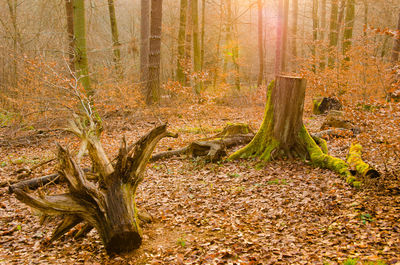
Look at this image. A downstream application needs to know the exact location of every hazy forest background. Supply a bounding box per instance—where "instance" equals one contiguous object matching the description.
[0,0,400,264]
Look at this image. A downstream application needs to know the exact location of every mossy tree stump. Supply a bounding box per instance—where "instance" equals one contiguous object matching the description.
[229,76,353,182]
[13,115,176,254]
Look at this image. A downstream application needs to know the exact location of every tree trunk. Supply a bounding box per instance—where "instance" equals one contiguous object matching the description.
[280,0,289,72]
[391,13,400,62]
[200,0,205,71]
[342,0,355,58]
[185,0,193,87]
[212,1,224,89]
[229,76,352,182]
[328,0,339,68]
[232,0,240,90]
[192,0,202,94]
[275,0,284,74]
[107,0,122,77]
[7,0,18,86]
[257,0,264,87]
[176,0,188,83]
[146,0,163,105]
[73,0,92,96]
[65,0,75,73]
[140,0,150,90]
[13,116,176,254]
[319,0,327,69]
[291,0,298,69]
[312,0,319,72]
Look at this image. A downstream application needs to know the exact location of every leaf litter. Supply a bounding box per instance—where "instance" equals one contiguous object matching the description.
[0,102,399,264]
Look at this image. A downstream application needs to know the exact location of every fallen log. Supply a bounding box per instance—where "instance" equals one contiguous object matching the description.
[151,123,255,162]
[8,168,92,194]
[347,143,380,179]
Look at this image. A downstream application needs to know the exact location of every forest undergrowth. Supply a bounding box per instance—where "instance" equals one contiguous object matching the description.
[0,89,399,264]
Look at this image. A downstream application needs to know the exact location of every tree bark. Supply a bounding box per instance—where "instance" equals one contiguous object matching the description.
[192,0,203,94]
[73,0,92,96]
[312,0,319,72]
[107,0,122,77]
[291,0,298,68]
[275,0,284,75]
[328,0,339,68]
[176,0,188,83]
[185,0,193,87]
[257,0,264,87]
[140,0,150,90]
[280,0,289,72]
[229,77,353,184]
[319,0,327,69]
[342,0,355,58]
[146,0,163,105]
[65,0,75,73]
[391,13,400,62]
[200,0,206,71]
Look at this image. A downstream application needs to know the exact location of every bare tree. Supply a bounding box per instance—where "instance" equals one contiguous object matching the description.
[65,0,75,73]
[73,0,92,96]
[392,12,400,62]
[146,0,163,104]
[107,0,122,76]
[176,0,188,84]
[140,0,150,90]
[257,0,264,86]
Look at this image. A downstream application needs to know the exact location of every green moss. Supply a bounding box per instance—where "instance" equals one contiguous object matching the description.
[347,143,372,178]
[299,126,351,178]
[312,99,322,115]
[229,81,276,161]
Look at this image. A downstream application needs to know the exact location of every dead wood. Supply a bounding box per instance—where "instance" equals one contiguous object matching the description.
[151,123,254,162]
[12,114,176,254]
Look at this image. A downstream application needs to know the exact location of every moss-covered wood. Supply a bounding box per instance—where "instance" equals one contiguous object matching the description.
[347,143,380,179]
[229,76,356,185]
[12,115,176,254]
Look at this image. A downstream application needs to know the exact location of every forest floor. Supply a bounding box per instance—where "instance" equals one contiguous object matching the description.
[0,96,399,265]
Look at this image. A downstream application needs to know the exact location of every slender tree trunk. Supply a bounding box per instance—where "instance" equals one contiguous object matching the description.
[213,1,224,89]
[107,0,122,77]
[176,0,187,83]
[363,0,368,37]
[319,0,327,69]
[280,0,289,72]
[65,0,75,73]
[192,0,202,94]
[328,0,339,68]
[257,0,264,87]
[146,0,163,104]
[200,0,205,71]
[291,0,298,69]
[185,0,193,86]
[232,0,240,90]
[391,13,400,62]
[140,0,150,90]
[7,0,18,86]
[342,0,355,58]
[312,0,319,72]
[275,0,284,75]
[73,0,92,96]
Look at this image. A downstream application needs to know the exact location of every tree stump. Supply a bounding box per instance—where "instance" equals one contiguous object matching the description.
[13,115,176,254]
[229,76,352,182]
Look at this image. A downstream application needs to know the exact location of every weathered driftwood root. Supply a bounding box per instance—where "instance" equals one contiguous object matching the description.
[151,123,254,162]
[347,143,380,179]
[13,118,176,254]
